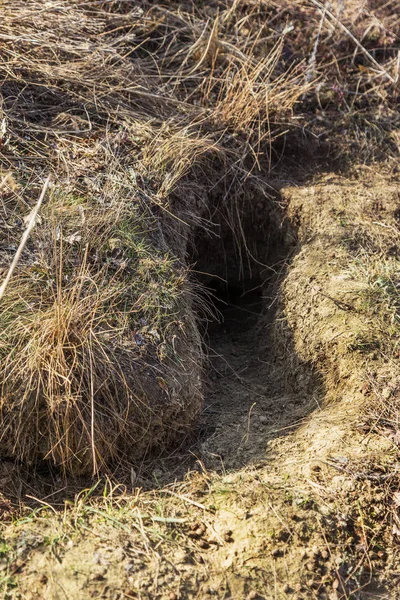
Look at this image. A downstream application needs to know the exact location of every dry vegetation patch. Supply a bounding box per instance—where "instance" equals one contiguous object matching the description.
[0,0,400,599]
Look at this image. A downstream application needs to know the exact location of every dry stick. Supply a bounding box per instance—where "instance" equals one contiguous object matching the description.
[309,0,396,84]
[306,3,326,82]
[395,50,400,84]
[0,175,51,301]
[162,490,209,512]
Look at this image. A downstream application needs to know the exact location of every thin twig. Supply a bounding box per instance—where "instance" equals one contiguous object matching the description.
[306,3,326,83]
[162,490,210,512]
[0,176,51,301]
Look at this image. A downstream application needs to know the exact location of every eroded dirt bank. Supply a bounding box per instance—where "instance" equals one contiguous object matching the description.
[2,166,400,599]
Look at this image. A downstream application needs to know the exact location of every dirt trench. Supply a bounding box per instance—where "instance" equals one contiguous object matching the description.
[190,185,322,475]
[0,182,317,493]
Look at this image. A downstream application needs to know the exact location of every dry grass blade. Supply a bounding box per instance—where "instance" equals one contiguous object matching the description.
[0,176,50,301]
[0,173,12,192]
[309,0,396,83]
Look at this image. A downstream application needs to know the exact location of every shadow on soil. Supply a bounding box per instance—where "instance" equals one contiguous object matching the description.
[189,182,324,475]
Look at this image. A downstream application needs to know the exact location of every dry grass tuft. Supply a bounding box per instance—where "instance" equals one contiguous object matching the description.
[0,167,203,474]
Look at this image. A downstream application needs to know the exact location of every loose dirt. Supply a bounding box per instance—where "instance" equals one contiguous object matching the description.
[200,273,317,473]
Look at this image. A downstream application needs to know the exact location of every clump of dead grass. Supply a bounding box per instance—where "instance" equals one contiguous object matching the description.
[0,164,203,474]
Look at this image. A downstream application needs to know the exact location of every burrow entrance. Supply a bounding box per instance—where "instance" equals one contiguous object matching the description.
[192,188,290,340]
[189,187,315,471]
[190,185,295,346]
[204,277,264,339]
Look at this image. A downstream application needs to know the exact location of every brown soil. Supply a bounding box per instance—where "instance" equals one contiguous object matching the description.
[199,269,318,474]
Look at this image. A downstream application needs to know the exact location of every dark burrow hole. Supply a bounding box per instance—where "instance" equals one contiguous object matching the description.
[187,188,303,472]
[204,278,264,339]
[191,188,292,343]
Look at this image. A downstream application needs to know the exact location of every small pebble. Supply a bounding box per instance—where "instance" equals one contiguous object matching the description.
[311,545,320,557]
